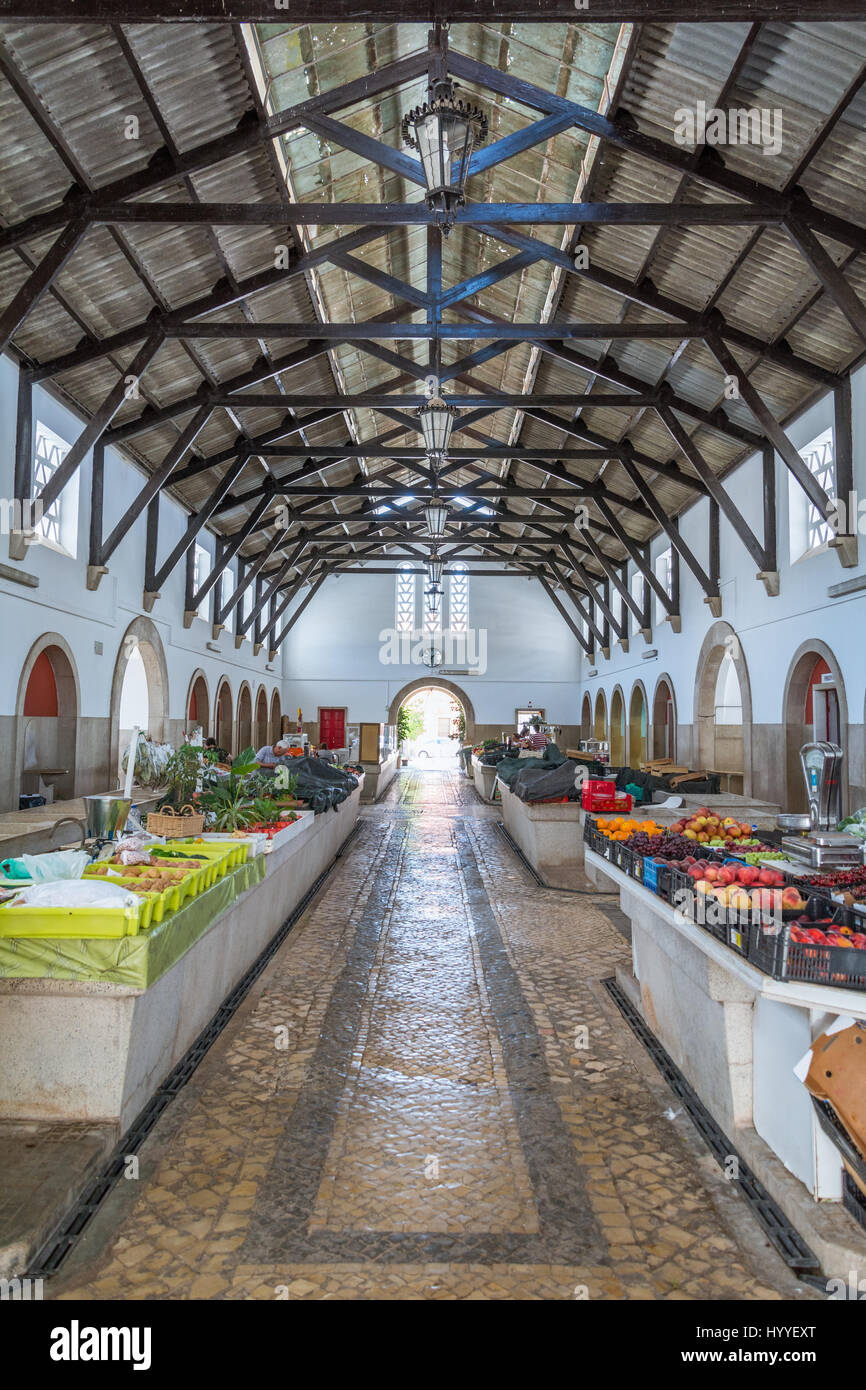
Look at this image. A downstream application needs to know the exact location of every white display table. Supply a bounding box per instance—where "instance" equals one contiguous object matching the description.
[0,779,362,1132]
[498,782,583,873]
[587,846,866,1278]
[470,755,499,801]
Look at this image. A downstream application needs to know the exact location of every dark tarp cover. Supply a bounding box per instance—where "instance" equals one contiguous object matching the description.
[510,756,582,804]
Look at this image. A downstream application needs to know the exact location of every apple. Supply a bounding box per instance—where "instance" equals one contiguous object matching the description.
[728,887,751,912]
[722,817,737,829]
[753,887,781,911]
[694,878,714,894]
[703,865,719,882]
[683,829,697,840]
[738,865,759,885]
[696,832,709,843]
[716,867,735,886]
[757,868,777,886]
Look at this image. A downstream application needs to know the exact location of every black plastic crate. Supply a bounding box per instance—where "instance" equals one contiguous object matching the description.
[843,1172,866,1233]
[667,860,752,956]
[583,819,612,860]
[748,903,866,991]
[811,1096,866,1199]
[643,856,674,903]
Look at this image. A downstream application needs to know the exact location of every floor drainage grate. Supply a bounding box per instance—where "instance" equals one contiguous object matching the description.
[495,822,618,897]
[26,820,364,1279]
[602,975,822,1279]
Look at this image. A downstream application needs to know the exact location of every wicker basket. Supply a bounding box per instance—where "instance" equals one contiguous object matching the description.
[146,803,205,839]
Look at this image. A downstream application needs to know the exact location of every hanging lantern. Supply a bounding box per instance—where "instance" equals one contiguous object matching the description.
[401,77,488,234]
[418,396,456,459]
[426,552,443,588]
[424,496,449,539]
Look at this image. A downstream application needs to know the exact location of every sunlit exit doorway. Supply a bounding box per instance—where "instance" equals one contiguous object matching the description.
[397,686,463,764]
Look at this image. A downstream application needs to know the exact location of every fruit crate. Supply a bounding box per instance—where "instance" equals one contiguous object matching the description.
[643,857,676,904]
[811,1096,866,1214]
[667,858,751,955]
[609,840,642,880]
[747,901,866,990]
[583,819,613,860]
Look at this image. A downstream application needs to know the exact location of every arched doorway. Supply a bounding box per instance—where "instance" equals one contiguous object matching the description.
[237,683,253,754]
[580,693,592,740]
[609,687,625,766]
[215,679,234,755]
[186,670,210,739]
[593,689,607,743]
[783,642,848,813]
[16,635,80,803]
[269,689,281,743]
[388,676,476,742]
[651,675,676,761]
[255,686,269,750]
[694,622,752,794]
[628,682,648,767]
[109,617,169,789]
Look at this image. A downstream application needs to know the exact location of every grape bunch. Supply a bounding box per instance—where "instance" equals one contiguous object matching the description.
[623,832,698,861]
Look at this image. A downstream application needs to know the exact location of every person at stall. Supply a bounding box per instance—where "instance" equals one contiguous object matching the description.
[255,739,280,768]
[204,736,231,765]
[317,741,338,765]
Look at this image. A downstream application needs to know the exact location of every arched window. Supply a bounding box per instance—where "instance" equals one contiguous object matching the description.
[396,563,416,633]
[449,564,468,634]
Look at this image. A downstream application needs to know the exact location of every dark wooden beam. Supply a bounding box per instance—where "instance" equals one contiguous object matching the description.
[785,216,866,346]
[0,217,89,355]
[164,319,699,342]
[84,201,784,230]
[2,0,863,18]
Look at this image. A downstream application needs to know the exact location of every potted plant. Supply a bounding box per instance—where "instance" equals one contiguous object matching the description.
[197,747,262,832]
[146,743,206,838]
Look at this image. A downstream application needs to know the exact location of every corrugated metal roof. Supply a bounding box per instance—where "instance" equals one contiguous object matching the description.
[1,16,865,586]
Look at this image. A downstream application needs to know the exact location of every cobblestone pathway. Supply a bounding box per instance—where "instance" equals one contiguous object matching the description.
[53,769,810,1300]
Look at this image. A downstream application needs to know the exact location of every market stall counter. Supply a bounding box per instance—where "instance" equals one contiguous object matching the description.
[584,821,866,1279]
[0,776,362,1133]
[471,755,499,802]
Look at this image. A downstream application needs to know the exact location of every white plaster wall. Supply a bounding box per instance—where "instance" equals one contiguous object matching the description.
[0,353,281,735]
[578,359,866,739]
[281,569,584,726]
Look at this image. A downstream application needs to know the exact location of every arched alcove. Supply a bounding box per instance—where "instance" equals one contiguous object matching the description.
[215,679,234,755]
[186,670,210,738]
[628,682,648,767]
[783,641,849,813]
[269,688,282,743]
[593,689,607,743]
[16,634,80,803]
[254,686,269,749]
[109,617,169,789]
[609,686,625,766]
[693,621,752,794]
[237,682,253,754]
[651,674,677,761]
[580,693,592,740]
[388,676,476,742]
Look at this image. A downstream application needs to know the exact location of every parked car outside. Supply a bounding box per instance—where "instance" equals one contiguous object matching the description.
[413,736,459,760]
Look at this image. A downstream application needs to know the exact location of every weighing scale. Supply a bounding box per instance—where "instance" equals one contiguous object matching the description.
[780,741,862,868]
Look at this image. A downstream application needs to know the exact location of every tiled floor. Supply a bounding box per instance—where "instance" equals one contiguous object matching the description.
[51,769,813,1300]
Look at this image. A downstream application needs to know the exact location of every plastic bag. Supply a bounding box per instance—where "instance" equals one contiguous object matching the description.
[13,879,138,909]
[21,851,91,884]
[838,808,866,840]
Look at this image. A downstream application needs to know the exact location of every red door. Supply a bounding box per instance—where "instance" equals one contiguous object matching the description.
[319,708,346,748]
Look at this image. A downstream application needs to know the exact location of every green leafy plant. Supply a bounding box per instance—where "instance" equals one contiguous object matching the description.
[162,743,204,807]
[198,747,262,830]
[397,706,423,746]
[273,766,298,796]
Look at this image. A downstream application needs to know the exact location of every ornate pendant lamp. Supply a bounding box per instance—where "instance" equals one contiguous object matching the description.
[401,76,488,234]
[417,395,456,460]
[423,496,449,540]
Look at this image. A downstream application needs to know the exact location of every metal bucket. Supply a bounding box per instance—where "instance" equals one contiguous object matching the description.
[82,795,132,841]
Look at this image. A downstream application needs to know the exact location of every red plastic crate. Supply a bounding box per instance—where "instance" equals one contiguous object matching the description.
[581,780,615,809]
[583,792,633,814]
